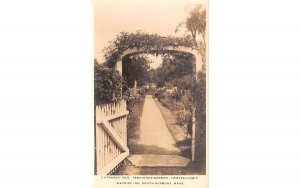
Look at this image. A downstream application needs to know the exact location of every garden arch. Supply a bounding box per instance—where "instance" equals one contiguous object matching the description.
[115,46,202,76]
[96,33,205,174]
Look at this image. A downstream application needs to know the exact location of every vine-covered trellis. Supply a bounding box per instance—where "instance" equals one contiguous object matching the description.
[102,32,198,68]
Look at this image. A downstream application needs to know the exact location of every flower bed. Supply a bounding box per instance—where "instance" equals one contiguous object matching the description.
[154,86,193,135]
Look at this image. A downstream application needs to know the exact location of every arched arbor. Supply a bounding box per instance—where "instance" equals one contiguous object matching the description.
[102,32,204,162]
[115,46,202,76]
[103,32,202,73]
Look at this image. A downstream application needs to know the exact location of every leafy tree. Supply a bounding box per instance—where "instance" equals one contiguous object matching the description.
[150,52,195,87]
[175,5,206,43]
[152,58,175,87]
[168,52,195,78]
[175,5,206,71]
[122,55,151,91]
[170,74,194,91]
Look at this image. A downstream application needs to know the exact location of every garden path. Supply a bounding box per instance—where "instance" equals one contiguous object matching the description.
[118,95,192,174]
[137,95,180,153]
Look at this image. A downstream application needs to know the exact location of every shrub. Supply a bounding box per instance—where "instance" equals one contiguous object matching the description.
[154,88,165,100]
[123,88,141,112]
[176,110,192,126]
[154,85,194,135]
[94,62,123,105]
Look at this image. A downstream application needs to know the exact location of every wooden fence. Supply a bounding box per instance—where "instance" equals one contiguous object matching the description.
[95,100,129,175]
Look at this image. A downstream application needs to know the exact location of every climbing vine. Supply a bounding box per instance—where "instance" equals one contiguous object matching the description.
[103,31,197,67]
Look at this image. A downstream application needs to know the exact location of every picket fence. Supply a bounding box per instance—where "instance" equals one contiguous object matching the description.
[95,100,129,175]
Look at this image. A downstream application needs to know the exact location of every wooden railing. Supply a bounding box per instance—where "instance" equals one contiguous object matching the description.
[95,100,129,175]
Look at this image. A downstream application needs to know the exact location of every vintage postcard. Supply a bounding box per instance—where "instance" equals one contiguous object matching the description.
[93,0,207,187]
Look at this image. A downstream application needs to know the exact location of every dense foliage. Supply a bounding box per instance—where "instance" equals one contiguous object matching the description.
[150,52,195,88]
[123,88,144,113]
[122,55,151,90]
[155,86,194,134]
[94,60,123,105]
[103,32,196,67]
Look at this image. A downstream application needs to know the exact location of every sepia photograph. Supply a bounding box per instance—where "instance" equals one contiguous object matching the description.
[4,0,300,188]
[94,0,207,178]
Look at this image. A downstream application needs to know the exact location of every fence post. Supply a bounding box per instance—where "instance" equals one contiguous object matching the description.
[191,107,196,161]
[94,105,97,175]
